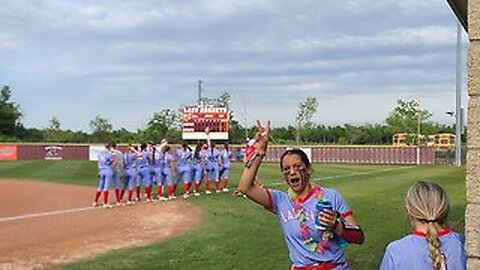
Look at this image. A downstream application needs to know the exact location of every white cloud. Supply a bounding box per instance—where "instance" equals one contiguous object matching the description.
[0,0,466,132]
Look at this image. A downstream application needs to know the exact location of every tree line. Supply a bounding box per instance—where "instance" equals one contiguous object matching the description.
[0,85,458,145]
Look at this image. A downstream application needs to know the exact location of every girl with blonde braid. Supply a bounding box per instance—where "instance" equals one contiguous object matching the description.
[380,181,466,270]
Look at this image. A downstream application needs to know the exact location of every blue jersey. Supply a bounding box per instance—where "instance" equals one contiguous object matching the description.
[267,186,352,268]
[192,152,203,167]
[112,149,124,174]
[220,149,232,169]
[152,149,164,169]
[380,229,466,270]
[176,148,192,168]
[138,150,151,169]
[162,152,174,173]
[206,148,220,169]
[98,150,114,171]
[124,152,137,170]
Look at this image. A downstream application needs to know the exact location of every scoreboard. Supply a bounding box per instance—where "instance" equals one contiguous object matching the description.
[182,104,229,140]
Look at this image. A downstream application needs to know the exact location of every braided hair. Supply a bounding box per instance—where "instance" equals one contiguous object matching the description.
[405,181,450,270]
[194,142,202,160]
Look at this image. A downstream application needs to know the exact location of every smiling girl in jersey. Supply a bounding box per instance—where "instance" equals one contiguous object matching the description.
[238,120,364,270]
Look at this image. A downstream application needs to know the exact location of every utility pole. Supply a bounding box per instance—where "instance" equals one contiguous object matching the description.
[198,79,204,105]
[415,99,421,165]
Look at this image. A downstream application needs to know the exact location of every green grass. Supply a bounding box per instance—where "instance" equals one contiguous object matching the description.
[0,161,466,269]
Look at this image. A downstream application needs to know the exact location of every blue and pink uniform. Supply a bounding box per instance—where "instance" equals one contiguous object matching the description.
[191,150,206,194]
[266,185,353,269]
[176,148,192,194]
[380,229,466,270]
[112,148,124,203]
[94,149,114,206]
[122,150,138,202]
[161,151,175,198]
[220,148,232,191]
[220,148,232,178]
[206,148,221,192]
[151,148,165,199]
[138,149,153,201]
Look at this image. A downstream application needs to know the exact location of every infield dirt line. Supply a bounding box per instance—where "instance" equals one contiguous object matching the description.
[0,206,95,223]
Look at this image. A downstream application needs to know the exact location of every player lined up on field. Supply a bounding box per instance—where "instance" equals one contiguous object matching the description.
[93,139,232,208]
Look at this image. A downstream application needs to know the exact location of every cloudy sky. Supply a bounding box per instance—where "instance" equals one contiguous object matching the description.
[0,0,468,132]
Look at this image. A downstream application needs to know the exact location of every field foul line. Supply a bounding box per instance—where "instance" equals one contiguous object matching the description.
[0,166,413,222]
[0,206,94,223]
[265,166,413,187]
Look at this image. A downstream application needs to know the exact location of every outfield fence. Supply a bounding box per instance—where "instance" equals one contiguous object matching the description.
[0,143,436,165]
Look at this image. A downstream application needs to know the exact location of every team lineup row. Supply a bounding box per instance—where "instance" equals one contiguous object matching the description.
[93,140,233,208]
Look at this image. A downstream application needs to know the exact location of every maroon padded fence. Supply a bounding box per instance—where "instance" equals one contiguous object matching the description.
[18,144,89,160]
[12,144,435,165]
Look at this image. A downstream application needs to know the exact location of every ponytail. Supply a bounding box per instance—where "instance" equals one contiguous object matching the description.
[426,223,443,270]
[405,181,449,270]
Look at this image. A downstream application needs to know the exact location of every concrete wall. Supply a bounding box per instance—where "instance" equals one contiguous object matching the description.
[466,0,480,268]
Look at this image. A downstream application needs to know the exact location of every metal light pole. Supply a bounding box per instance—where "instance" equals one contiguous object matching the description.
[454,22,463,167]
[198,79,204,105]
[414,99,421,165]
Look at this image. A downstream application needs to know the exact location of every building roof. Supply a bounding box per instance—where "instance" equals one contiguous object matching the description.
[446,0,468,32]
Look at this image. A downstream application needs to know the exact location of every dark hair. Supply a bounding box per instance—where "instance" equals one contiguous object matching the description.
[280,148,311,170]
[194,142,202,159]
[140,143,147,150]
[182,141,188,148]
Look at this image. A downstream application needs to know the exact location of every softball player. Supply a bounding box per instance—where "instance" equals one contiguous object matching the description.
[93,143,114,208]
[191,143,206,196]
[219,142,232,192]
[205,143,221,193]
[176,142,193,198]
[152,145,167,201]
[161,145,176,200]
[380,181,466,270]
[120,144,139,205]
[137,143,154,202]
[147,141,156,197]
[111,142,124,205]
[238,121,364,269]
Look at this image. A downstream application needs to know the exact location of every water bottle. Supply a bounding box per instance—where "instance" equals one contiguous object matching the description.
[315,199,333,230]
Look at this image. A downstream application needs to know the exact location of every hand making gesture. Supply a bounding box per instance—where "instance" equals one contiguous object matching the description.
[253,120,270,155]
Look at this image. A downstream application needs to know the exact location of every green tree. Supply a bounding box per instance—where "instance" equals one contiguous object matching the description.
[215,91,244,142]
[44,116,61,142]
[143,109,180,143]
[295,97,318,144]
[385,99,432,135]
[0,85,23,136]
[112,128,140,144]
[89,115,113,142]
[14,127,44,142]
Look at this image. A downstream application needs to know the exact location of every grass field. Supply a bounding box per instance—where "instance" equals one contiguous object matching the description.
[0,161,466,269]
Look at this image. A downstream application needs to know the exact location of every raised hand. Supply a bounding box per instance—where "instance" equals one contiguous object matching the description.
[254,120,270,154]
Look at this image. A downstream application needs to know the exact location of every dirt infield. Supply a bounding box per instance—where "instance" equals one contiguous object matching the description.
[0,180,203,269]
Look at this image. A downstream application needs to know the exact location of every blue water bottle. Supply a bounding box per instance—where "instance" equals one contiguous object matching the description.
[315,199,333,230]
